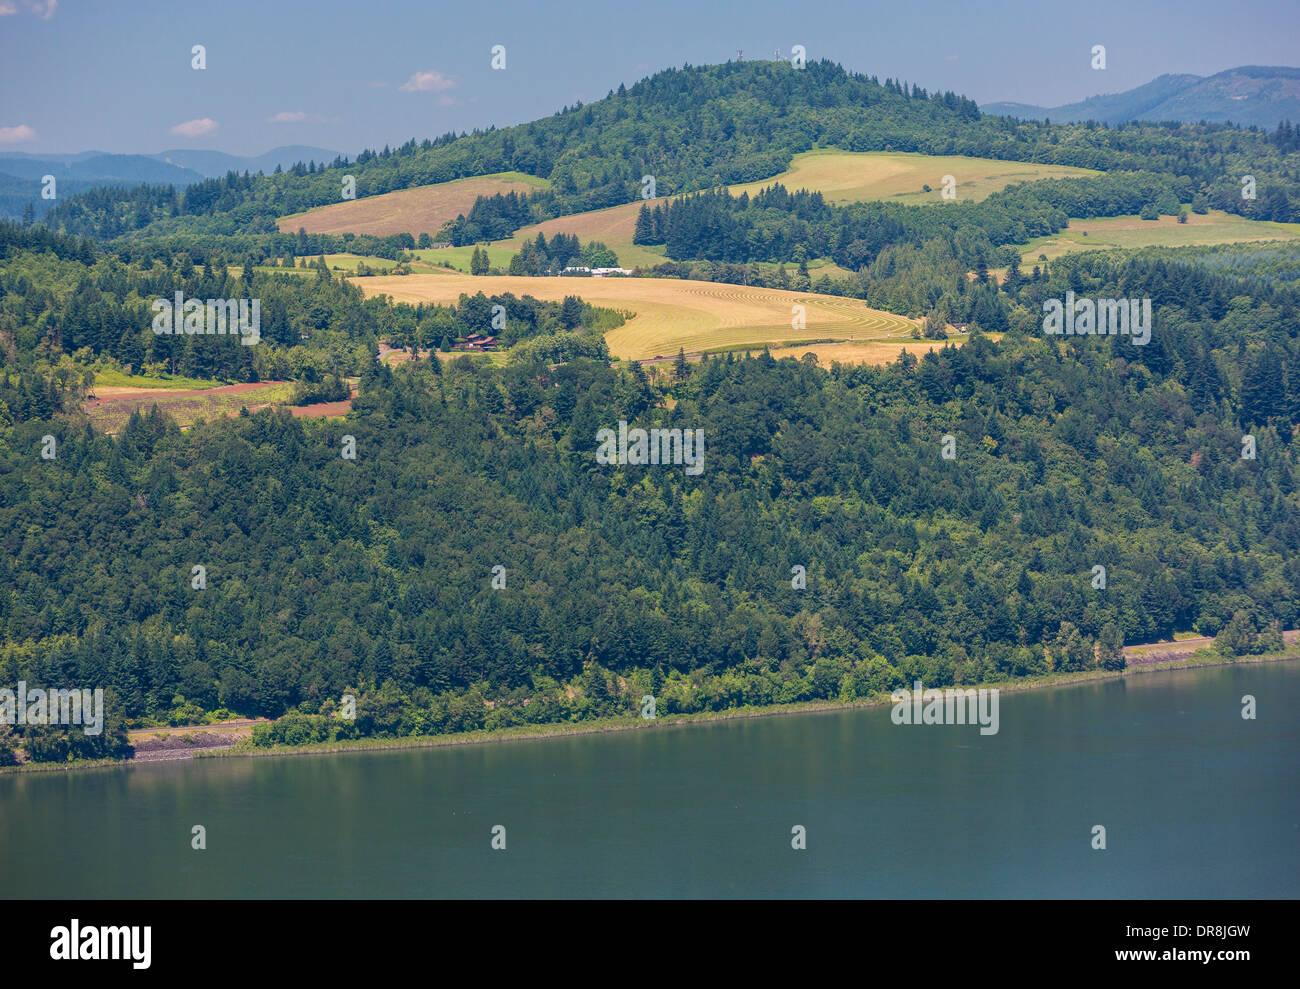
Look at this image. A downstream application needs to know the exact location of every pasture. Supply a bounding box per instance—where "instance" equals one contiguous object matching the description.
[1016,209,1300,265]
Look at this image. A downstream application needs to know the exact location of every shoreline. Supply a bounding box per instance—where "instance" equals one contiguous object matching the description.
[4,647,1297,776]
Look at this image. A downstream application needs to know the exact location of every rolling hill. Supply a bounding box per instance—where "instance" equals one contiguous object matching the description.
[305,150,1099,269]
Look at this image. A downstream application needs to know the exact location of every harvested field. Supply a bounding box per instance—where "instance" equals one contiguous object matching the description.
[347,152,1100,274]
[356,271,919,361]
[289,396,354,418]
[728,149,1099,205]
[277,172,549,237]
[767,337,972,366]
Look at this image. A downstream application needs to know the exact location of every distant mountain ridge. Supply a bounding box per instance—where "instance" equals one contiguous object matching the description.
[151,146,346,179]
[0,145,344,220]
[0,153,205,185]
[982,66,1300,127]
[0,145,344,183]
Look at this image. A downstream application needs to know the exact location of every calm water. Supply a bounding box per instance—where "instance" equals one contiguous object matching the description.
[2,662,1296,898]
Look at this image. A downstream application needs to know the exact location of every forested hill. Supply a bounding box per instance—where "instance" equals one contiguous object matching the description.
[3,248,1298,753]
[42,59,1299,243]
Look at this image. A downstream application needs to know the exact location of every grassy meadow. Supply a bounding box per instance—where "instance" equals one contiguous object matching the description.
[1015,209,1300,266]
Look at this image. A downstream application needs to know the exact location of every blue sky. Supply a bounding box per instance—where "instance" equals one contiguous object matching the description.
[2,0,1298,156]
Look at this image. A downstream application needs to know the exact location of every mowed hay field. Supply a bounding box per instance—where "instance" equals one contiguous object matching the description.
[277,172,549,237]
[1017,209,1300,264]
[727,149,1099,205]
[292,151,1098,273]
[767,338,986,366]
[493,151,1100,271]
[357,272,918,360]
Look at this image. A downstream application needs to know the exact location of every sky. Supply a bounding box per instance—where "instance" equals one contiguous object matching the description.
[2,0,1298,157]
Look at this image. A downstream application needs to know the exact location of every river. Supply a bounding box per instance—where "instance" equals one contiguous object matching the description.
[2,661,1295,898]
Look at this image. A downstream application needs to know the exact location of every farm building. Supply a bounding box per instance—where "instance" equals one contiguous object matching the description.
[454,334,499,352]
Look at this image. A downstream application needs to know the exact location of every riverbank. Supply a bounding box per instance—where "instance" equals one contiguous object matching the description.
[206,646,1299,763]
[4,645,1296,776]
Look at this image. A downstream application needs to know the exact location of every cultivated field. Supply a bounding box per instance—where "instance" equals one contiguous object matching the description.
[82,380,356,433]
[766,337,985,366]
[277,172,549,237]
[482,151,1098,273]
[287,151,1098,274]
[1016,209,1300,265]
[727,149,1099,205]
[88,369,224,392]
[356,271,919,360]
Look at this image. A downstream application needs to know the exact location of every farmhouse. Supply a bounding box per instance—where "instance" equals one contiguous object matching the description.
[454,333,499,352]
[591,267,633,277]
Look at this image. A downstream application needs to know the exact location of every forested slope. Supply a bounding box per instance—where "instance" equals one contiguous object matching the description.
[2,250,1297,758]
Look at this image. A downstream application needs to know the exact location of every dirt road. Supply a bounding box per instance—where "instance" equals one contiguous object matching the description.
[1123,630,1298,665]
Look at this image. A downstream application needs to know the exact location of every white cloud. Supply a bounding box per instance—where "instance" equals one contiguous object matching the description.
[399,70,456,93]
[0,3,19,16]
[438,95,456,107]
[0,124,37,143]
[267,111,326,124]
[21,0,56,18]
[170,117,219,137]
